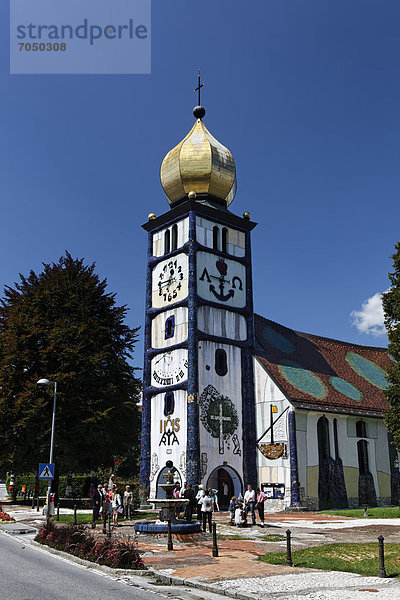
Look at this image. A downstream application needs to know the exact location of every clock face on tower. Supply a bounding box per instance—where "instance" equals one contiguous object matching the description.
[151,348,188,387]
[152,253,188,308]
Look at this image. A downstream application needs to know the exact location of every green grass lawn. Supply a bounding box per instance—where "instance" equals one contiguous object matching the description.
[260,543,400,577]
[51,511,156,525]
[321,507,400,519]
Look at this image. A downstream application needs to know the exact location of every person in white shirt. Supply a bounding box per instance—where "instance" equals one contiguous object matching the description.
[244,484,256,525]
[196,484,204,521]
[200,489,213,532]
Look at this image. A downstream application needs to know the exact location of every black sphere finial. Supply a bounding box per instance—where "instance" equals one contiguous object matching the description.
[193,105,206,119]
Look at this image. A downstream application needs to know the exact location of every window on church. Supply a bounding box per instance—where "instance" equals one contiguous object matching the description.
[317,416,330,461]
[333,418,339,460]
[222,228,228,253]
[356,420,366,438]
[171,224,178,251]
[164,392,174,416]
[164,229,170,254]
[213,226,220,251]
[165,315,175,340]
[357,439,369,475]
[215,348,228,376]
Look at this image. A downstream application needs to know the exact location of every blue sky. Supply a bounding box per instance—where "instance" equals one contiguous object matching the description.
[1,0,399,370]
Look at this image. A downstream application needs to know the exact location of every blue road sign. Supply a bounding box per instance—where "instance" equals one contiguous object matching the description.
[38,463,55,479]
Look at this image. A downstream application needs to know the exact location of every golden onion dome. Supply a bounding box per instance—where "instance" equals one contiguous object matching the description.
[160,108,236,207]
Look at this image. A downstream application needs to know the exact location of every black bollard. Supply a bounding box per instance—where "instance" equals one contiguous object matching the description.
[31,495,35,510]
[73,505,77,526]
[36,496,40,512]
[56,503,60,522]
[167,520,173,551]
[378,535,387,578]
[92,507,96,529]
[363,505,368,518]
[286,529,293,566]
[107,514,111,539]
[212,522,219,557]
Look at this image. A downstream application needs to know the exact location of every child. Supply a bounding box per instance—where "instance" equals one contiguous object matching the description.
[228,496,236,524]
[234,502,247,527]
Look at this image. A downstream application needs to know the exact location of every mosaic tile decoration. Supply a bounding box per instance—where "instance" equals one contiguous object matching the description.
[262,325,295,354]
[279,359,327,400]
[330,376,362,402]
[345,352,388,390]
[255,314,391,414]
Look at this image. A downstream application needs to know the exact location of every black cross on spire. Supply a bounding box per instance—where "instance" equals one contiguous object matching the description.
[194,71,205,106]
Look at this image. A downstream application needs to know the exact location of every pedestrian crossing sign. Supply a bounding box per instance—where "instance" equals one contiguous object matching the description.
[39,463,55,479]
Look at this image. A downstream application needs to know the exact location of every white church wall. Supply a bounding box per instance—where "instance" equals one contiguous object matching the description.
[253,357,292,510]
[151,307,188,349]
[152,217,189,257]
[149,389,187,498]
[197,306,247,341]
[301,411,391,508]
[198,341,243,494]
[195,216,245,257]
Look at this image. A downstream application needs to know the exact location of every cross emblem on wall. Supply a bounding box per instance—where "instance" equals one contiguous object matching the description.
[211,402,232,454]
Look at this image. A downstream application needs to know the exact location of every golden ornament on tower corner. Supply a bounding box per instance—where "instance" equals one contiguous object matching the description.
[243,211,251,220]
[188,191,197,199]
[148,213,156,220]
[160,116,237,207]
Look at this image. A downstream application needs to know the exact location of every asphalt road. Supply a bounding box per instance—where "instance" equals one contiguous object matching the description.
[0,532,164,600]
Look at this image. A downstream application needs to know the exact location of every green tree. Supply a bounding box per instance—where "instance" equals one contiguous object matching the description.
[382,241,400,449]
[0,252,141,474]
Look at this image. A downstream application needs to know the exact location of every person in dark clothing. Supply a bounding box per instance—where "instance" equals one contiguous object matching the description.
[183,483,196,522]
[92,484,102,520]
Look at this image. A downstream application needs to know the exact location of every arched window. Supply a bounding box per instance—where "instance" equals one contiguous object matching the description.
[357,439,369,475]
[213,226,220,251]
[317,416,330,461]
[171,224,178,251]
[164,229,170,255]
[222,228,228,253]
[333,418,339,460]
[215,348,228,376]
[356,420,366,438]
[164,392,175,416]
[165,315,175,340]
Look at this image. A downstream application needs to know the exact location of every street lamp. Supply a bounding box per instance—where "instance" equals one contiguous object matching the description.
[37,378,57,512]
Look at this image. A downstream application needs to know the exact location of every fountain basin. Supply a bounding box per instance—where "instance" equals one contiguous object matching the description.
[134,520,201,534]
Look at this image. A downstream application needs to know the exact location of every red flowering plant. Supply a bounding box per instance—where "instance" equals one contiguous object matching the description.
[35,520,145,569]
[0,510,16,523]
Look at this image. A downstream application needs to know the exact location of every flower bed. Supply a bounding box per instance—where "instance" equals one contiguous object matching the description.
[0,507,16,522]
[35,520,145,570]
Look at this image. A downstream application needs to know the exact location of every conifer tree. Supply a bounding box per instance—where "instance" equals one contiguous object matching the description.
[0,253,141,474]
[382,241,400,449]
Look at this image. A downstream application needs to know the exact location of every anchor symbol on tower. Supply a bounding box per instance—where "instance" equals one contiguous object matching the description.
[199,259,243,302]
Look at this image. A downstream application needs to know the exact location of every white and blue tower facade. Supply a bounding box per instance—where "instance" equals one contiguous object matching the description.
[140,105,257,506]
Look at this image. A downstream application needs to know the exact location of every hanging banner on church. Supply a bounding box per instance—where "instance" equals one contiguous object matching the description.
[258,443,287,460]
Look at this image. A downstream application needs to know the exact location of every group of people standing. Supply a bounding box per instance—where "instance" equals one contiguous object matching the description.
[228,485,266,528]
[92,482,134,527]
[170,482,265,533]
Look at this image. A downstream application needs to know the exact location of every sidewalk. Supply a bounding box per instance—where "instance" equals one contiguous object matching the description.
[3,504,400,599]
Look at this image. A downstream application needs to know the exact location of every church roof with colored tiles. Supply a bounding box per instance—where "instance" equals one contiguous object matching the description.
[254,314,391,416]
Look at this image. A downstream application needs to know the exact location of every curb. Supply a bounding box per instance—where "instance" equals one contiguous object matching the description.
[31,541,148,576]
[30,540,245,599]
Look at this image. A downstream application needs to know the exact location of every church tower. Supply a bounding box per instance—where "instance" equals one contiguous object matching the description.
[140,94,257,506]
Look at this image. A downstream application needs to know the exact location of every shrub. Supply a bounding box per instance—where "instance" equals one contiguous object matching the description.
[35,520,144,570]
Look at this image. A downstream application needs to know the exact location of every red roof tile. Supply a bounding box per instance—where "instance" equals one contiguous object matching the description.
[254,314,391,416]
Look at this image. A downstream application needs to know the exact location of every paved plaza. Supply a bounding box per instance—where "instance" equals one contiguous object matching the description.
[1,488,400,600]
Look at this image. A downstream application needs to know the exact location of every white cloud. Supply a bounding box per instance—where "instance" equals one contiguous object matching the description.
[351,292,386,336]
